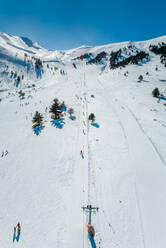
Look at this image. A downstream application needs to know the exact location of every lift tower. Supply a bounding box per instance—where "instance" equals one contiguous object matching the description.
[82,205,99,225]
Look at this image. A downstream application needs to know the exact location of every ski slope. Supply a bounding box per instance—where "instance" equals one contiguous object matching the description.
[0,33,166,248]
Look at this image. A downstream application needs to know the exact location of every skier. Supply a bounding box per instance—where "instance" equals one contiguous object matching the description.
[13,226,16,242]
[1,151,4,158]
[87,222,95,237]
[17,222,21,232]
[16,222,21,242]
[5,150,8,156]
[80,150,84,159]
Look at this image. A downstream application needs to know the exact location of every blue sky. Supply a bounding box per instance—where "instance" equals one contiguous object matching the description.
[0,0,165,50]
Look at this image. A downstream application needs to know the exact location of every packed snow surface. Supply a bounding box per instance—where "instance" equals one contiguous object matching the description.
[0,33,166,248]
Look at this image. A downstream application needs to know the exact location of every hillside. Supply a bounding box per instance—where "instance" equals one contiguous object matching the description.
[0,33,166,248]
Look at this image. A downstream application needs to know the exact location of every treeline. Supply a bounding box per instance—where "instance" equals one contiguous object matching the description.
[149,42,166,55]
[149,43,166,67]
[110,49,149,69]
[87,52,107,64]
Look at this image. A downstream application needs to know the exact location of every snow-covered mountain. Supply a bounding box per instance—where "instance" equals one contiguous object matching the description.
[0,32,166,248]
[0,32,47,54]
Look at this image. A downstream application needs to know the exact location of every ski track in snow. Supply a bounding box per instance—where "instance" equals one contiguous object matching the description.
[123,103,166,167]
[95,76,145,248]
[113,102,166,248]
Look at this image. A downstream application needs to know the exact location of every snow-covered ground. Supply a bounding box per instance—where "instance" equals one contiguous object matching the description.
[0,33,166,248]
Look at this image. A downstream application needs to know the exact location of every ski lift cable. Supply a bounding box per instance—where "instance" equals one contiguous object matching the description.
[83,67,91,205]
[81,61,100,248]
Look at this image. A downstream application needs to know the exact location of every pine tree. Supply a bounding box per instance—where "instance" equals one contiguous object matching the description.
[152,88,160,98]
[89,113,95,122]
[49,99,60,114]
[32,111,43,124]
[68,108,74,116]
[17,76,21,83]
[18,90,25,98]
[138,75,143,82]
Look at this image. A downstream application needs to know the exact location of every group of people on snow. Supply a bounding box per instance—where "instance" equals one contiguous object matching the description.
[1,150,8,158]
[13,222,21,242]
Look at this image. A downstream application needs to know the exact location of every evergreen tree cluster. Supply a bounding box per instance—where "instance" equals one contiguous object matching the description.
[10,70,23,84]
[60,69,66,75]
[149,42,166,55]
[110,49,149,69]
[84,53,92,59]
[152,88,160,98]
[138,75,143,82]
[74,53,92,61]
[87,51,107,64]
[88,113,95,122]
[49,98,67,119]
[49,98,60,116]
[149,43,166,67]
[25,53,44,71]
[32,98,70,128]
[160,55,166,67]
[18,90,25,98]
[32,111,43,125]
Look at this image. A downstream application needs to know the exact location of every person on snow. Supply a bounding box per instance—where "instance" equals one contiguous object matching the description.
[13,226,16,242]
[17,222,21,232]
[80,150,84,159]
[5,150,8,156]
[1,151,4,157]
[16,222,21,242]
[87,223,95,237]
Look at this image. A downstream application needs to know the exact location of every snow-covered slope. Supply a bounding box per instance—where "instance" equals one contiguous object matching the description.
[0,33,166,248]
[0,32,47,55]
